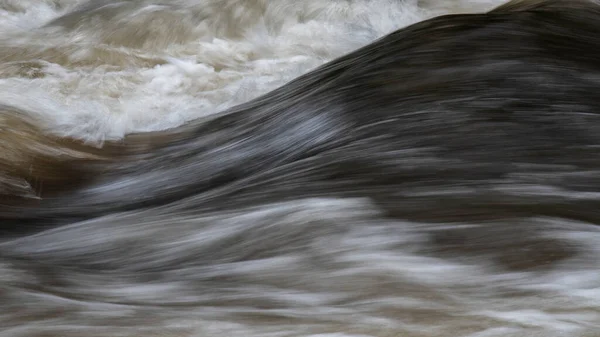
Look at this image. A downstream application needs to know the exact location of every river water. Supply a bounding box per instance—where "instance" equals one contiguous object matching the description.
[2,1,600,337]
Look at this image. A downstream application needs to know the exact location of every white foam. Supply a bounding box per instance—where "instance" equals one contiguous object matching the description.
[0,0,504,141]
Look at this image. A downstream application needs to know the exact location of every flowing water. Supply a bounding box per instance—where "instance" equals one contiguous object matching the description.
[2,1,600,336]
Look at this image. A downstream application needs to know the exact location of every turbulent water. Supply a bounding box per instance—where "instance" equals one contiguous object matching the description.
[2,1,600,337]
[0,0,495,141]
